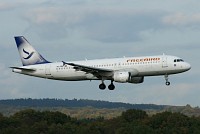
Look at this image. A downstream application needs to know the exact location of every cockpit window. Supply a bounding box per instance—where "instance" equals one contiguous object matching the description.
[174,59,184,62]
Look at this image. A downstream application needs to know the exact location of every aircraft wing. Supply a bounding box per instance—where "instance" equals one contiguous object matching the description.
[62,61,113,77]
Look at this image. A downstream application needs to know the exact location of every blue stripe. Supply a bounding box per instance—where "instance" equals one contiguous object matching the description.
[15,36,25,47]
[23,52,34,59]
[23,48,30,55]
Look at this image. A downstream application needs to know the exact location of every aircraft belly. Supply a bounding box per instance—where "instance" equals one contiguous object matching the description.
[51,70,97,81]
[58,76,87,81]
[138,69,185,76]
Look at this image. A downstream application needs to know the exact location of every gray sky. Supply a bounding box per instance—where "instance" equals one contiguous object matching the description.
[0,0,199,106]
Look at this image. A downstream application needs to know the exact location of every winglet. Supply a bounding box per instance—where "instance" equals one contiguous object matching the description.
[62,61,67,66]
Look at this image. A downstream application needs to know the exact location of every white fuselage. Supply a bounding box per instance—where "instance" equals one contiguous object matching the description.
[12,36,191,90]
[12,55,191,82]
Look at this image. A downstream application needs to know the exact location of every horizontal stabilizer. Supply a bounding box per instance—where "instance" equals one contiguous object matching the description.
[10,67,36,72]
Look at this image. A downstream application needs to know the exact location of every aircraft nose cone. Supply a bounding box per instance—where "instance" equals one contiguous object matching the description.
[185,63,191,71]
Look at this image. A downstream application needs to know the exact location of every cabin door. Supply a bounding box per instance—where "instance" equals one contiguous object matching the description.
[162,55,168,68]
[45,64,51,75]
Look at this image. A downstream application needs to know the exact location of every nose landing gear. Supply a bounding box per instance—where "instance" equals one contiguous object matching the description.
[166,81,170,86]
[164,75,170,86]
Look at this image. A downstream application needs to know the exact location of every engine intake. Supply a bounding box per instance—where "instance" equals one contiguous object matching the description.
[113,71,130,83]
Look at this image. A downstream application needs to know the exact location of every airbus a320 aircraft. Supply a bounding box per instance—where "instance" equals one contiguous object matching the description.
[11,36,191,90]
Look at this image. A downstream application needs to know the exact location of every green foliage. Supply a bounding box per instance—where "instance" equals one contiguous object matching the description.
[1,99,200,118]
[149,112,189,129]
[121,109,148,122]
[1,109,200,134]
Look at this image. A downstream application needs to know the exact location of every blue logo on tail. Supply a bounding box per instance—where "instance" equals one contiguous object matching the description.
[23,49,34,59]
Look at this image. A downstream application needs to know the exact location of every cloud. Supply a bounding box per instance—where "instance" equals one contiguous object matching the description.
[24,5,164,42]
[0,2,15,11]
[132,83,198,106]
[79,12,163,43]
[162,13,200,26]
[25,7,64,25]
[0,63,29,99]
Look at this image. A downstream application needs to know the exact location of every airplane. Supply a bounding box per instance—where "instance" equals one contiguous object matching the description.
[11,36,191,90]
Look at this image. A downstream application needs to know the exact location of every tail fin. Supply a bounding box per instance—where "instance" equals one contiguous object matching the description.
[14,36,50,66]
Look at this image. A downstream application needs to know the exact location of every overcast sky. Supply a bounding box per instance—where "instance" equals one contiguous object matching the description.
[1,0,199,106]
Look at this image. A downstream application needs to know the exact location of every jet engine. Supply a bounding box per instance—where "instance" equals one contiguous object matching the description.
[113,71,130,83]
[113,70,144,84]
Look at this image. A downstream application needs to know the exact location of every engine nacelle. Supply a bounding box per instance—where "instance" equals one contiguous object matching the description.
[113,71,130,83]
[128,76,144,84]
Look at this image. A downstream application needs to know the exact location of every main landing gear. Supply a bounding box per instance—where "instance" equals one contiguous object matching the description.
[99,83,106,90]
[164,75,170,86]
[99,80,115,90]
[108,81,115,90]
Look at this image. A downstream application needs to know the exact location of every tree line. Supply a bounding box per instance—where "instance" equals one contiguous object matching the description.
[0,109,200,134]
[0,98,166,110]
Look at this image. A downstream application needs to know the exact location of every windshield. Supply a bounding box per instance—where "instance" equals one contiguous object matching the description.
[174,59,184,62]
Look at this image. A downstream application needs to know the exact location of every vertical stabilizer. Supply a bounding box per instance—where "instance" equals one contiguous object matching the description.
[14,36,50,66]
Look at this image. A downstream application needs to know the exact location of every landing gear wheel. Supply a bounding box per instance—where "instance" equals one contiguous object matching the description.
[166,82,170,86]
[99,83,106,90]
[164,75,170,86]
[108,84,115,90]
